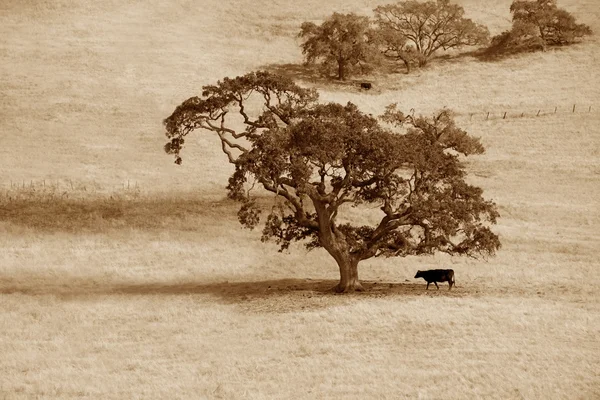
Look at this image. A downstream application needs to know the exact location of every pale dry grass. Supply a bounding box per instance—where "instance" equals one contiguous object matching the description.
[1,0,600,398]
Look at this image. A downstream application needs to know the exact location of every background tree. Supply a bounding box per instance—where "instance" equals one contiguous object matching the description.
[164,71,501,292]
[487,0,592,56]
[299,13,380,80]
[487,20,545,55]
[374,26,425,73]
[509,0,592,49]
[374,0,490,67]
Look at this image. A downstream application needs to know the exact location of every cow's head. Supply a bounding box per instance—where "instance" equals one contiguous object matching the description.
[414,270,422,279]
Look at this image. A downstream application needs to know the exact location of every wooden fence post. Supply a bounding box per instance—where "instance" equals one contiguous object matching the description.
[503,112,507,119]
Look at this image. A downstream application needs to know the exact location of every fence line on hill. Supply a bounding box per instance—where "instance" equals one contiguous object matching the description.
[458,104,598,122]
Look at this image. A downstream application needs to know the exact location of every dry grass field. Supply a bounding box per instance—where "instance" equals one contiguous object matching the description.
[1,0,599,398]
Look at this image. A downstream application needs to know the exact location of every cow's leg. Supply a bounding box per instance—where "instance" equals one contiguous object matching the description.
[434,282,439,290]
[426,282,430,290]
[449,281,453,290]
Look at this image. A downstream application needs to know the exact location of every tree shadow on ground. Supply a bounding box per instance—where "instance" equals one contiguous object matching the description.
[260,62,327,84]
[432,49,487,65]
[441,46,550,63]
[260,62,389,92]
[0,194,243,232]
[392,46,532,68]
[0,276,465,312]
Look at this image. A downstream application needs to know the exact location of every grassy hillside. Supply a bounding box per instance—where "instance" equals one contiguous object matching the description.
[1,0,599,398]
[1,0,598,191]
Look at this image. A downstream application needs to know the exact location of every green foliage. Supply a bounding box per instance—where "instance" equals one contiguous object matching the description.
[374,0,490,69]
[298,13,380,80]
[164,71,500,287]
[489,0,592,56]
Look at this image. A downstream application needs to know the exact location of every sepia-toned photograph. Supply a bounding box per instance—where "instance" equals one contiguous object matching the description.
[1,0,598,398]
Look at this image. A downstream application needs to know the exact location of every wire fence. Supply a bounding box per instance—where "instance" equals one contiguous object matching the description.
[460,104,597,121]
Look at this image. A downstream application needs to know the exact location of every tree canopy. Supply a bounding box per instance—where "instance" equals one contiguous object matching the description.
[374,0,489,67]
[511,0,592,46]
[164,71,500,292]
[374,25,425,73]
[489,0,592,55]
[299,13,380,80]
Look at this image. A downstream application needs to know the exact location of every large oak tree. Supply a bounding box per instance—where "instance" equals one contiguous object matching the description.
[509,0,591,49]
[374,0,489,67]
[487,0,592,56]
[299,13,380,80]
[164,71,500,292]
[374,26,425,73]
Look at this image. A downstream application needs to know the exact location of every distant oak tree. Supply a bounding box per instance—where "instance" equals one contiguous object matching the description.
[299,13,380,80]
[374,25,425,73]
[374,0,490,68]
[489,0,592,54]
[164,71,500,292]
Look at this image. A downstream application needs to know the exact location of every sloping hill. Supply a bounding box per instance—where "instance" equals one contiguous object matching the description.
[1,1,599,398]
[1,0,598,192]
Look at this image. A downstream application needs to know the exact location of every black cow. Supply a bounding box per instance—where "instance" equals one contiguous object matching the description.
[414,269,455,290]
[360,82,372,90]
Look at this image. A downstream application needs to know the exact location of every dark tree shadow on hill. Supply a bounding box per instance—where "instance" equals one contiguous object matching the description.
[0,277,423,297]
[412,44,543,65]
[0,276,465,312]
[0,195,245,231]
[1,192,311,232]
[468,47,539,62]
[261,62,393,91]
[261,62,327,84]
[453,43,571,63]
[110,278,436,298]
[433,50,482,64]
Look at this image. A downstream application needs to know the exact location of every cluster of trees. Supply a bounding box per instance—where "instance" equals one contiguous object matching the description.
[162,1,590,292]
[374,1,489,72]
[299,0,592,80]
[488,0,592,55]
[164,72,501,292]
[299,0,489,79]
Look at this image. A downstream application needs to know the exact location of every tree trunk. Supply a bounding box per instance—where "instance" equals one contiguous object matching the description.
[403,58,411,74]
[334,256,363,293]
[539,25,547,51]
[311,198,361,292]
[337,61,346,81]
